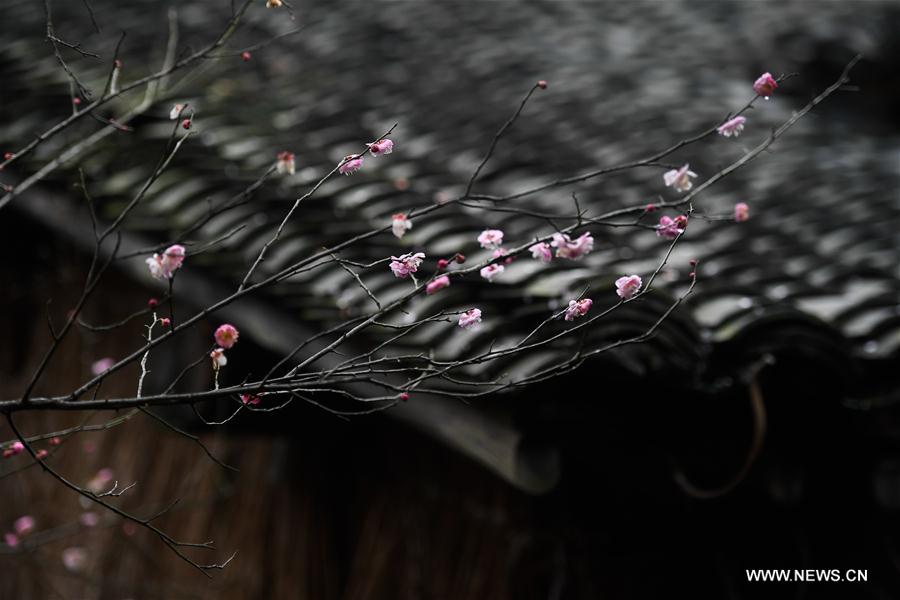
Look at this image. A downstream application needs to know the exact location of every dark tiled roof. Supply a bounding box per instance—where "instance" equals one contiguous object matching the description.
[3,0,900,474]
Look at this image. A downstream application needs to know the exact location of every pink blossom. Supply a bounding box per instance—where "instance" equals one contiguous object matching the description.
[480,264,504,282]
[61,547,88,573]
[214,324,239,349]
[6,441,24,457]
[79,512,99,527]
[169,104,185,120]
[477,229,504,249]
[492,247,514,265]
[389,252,425,278]
[551,232,594,260]
[663,164,697,193]
[87,468,114,494]
[656,215,685,240]
[276,151,295,175]
[391,213,412,239]
[4,533,18,547]
[615,275,643,300]
[426,275,450,295]
[210,348,227,369]
[35,449,48,460]
[159,317,171,327]
[564,298,593,322]
[240,393,261,406]
[734,202,750,222]
[717,116,746,138]
[145,244,186,280]
[753,72,778,98]
[368,138,394,156]
[339,155,364,175]
[458,308,482,330]
[13,516,34,537]
[529,242,553,263]
[91,357,115,376]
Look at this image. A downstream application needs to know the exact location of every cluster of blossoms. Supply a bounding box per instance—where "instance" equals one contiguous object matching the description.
[551,232,594,259]
[4,515,35,548]
[564,298,593,322]
[211,323,239,370]
[527,231,594,265]
[2,441,24,458]
[391,213,412,239]
[340,138,394,175]
[389,252,425,278]
[656,214,688,240]
[145,244,185,280]
[276,151,295,175]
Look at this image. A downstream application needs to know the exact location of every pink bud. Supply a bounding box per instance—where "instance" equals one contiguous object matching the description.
[734,202,750,222]
[426,275,451,295]
[147,298,159,308]
[35,449,48,460]
[399,392,409,402]
[181,118,191,130]
[454,253,466,264]
[3,152,13,161]
[159,317,171,327]
[537,80,547,89]
[241,51,251,62]
[73,97,82,106]
[436,258,449,270]
[49,437,61,446]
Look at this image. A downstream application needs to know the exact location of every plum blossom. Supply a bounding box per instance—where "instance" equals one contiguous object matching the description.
[663,164,697,193]
[368,138,394,156]
[35,449,48,460]
[551,232,594,260]
[339,155,364,175]
[214,324,239,349]
[79,512,100,527]
[717,116,746,138]
[3,441,24,458]
[91,357,115,376]
[458,308,482,330]
[87,468,114,494]
[656,215,685,240]
[169,104,185,120]
[529,242,553,263]
[426,275,450,295]
[210,348,227,369]
[564,298,593,322]
[480,264,504,282]
[276,151,295,175]
[4,533,18,547]
[477,229,504,249]
[145,244,185,280]
[159,317,171,327]
[13,516,34,537]
[389,252,425,278]
[62,547,88,573]
[391,213,412,239]
[734,202,750,222]
[240,393,261,406]
[753,72,778,98]
[615,275,643,300]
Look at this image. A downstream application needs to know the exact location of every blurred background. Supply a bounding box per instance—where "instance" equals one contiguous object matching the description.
[1,0,899,598]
